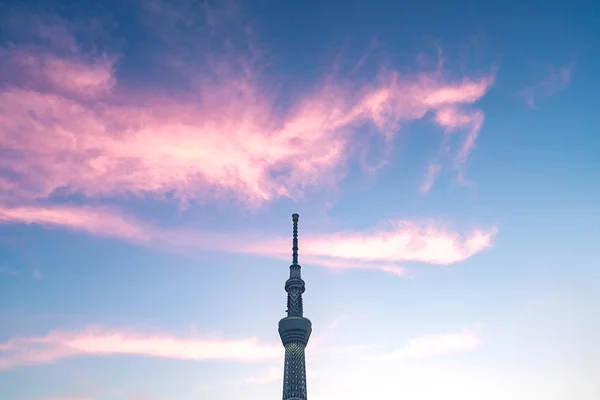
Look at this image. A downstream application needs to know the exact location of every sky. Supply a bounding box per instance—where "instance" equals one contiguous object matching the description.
[0,0,599,399]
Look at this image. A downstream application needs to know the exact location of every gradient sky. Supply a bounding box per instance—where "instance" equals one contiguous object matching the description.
[0,0,599,399]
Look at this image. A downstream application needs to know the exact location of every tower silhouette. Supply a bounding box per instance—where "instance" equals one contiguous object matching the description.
[279,213,312,400]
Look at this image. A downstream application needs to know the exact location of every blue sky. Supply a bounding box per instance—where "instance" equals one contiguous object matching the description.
[0,0,599,399]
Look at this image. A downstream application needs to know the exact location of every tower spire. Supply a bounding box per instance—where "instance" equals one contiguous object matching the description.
[279,213,312,400]
[292,213,299,265]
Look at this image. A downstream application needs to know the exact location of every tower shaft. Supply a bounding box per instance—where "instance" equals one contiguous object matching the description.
[279,213,311,400]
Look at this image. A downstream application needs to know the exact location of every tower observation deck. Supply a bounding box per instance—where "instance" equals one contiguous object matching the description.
[279,213,312,400]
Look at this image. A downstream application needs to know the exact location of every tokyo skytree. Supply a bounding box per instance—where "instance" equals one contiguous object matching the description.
[278,213,312,400]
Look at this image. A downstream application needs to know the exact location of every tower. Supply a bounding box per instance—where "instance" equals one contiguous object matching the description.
[279,213,312,400]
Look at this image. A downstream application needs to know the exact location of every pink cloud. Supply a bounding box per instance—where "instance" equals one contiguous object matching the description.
[0,205,151,242]
[2,48,116,96]
[0,15,493,206]
[423,78,491,107]
[0,266,18,277]
[516,62,575,108]
[419,163,441,194]
[0,328,281,370]
[0,204,496,275]
[436,107,484,164]
[416,106,485,192]
[300,255,407,277]
[32,268,43,280]
[241,220,497,274]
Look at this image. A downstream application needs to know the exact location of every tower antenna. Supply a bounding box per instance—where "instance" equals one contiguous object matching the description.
[292,213,299,265]
[278,213,312,400]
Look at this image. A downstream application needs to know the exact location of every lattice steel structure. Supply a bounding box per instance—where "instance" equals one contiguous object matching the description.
[278,213,312,400]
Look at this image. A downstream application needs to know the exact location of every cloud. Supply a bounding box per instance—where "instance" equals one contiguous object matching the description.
[0,10,493,207]
[516,62,575,108]
[1,47,117,97]
[434,107,484,167]
[0,205,152,242]
[0,266,18,277]
[387,329,483,360]
[0,327,281,370]
[419,163,441,194]
[418,105,485,193]
[0,9,496,276]
[32,268,44,280]
[0,204,497,275]
[242,220,497,274]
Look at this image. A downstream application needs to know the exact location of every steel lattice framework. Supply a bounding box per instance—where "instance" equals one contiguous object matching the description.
[278,213,312,400]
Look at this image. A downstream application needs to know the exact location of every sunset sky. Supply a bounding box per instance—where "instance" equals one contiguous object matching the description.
[1,0,599,399]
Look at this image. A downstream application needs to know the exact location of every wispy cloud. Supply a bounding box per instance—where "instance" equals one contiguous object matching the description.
[516,62,575,108]
[0,205,152,242]
[243,220,497,274]
[0,8,497,278]
[434,107,484,167]
[0,204,497,276]
[419,163,441,194]
[387,329,483,360]
[0,327,281,370]
[32,268,44,280]
[2,47,117,97]
[0,266,18,277]
[0,9,493,207]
